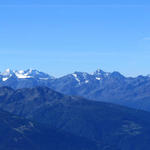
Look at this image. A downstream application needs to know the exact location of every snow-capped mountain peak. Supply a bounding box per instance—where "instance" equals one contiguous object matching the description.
[72,73,81,84]
[94,68,102,74]
[1,69,14,81]
[2,69,13,76]
[71,72,92,85]
[93,69,110,79]
[93,68,106,75]
[18,70,24,74]
[0,69,55,82]
[15,70,31,79]
[24,69,54,80]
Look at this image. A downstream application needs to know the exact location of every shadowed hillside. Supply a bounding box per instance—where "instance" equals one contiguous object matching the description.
[0,87,150,149]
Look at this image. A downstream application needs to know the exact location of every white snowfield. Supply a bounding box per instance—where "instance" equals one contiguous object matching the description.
[0,69,54,81]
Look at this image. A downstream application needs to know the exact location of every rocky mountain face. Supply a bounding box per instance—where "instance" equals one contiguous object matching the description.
[50,70,150,111]
[1,87,150,149]
[1,69,150,111]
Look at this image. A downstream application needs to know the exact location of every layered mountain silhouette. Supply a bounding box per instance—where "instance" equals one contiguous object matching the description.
[1,69,150,111]
[1,87,150,149]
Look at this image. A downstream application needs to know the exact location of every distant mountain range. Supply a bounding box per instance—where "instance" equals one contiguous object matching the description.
[1,87,150,150]
[1,68,150,111]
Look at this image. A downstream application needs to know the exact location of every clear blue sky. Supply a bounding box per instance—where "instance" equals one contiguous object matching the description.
[0,0,150,77]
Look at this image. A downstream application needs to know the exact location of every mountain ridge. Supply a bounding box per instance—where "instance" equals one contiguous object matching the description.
[1,68,148,80]
[1,68,150,111]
